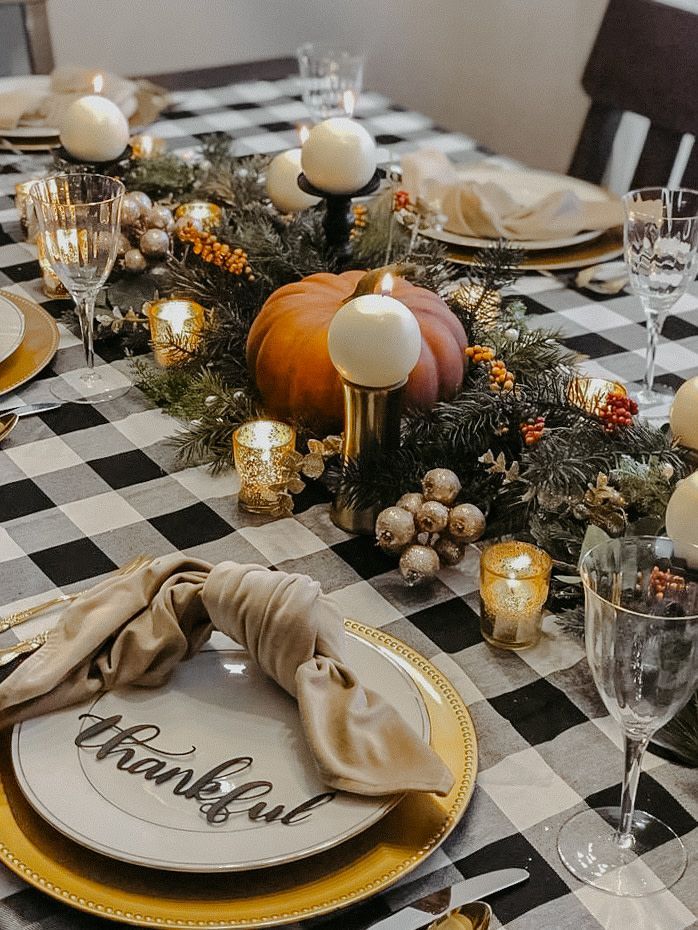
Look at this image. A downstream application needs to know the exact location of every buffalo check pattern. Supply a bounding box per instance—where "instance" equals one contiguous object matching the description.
[1,73,698,930]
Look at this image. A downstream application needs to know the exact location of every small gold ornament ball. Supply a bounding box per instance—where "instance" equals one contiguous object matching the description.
[144,204,174,231]
[396,492,424,515]
[129,191,152,211]
[399,544,440,586]
[116,233,131,257]
[448,503,486,543]
[140,227,170,258]
[120,193,144,226]
[415,500,449,534]
[422,468,462,505]
[123,248,147,273]
[375,506,416,554]
[433,535,466,566]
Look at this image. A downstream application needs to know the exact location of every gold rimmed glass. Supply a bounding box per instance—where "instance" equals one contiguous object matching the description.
[31,174,128,404]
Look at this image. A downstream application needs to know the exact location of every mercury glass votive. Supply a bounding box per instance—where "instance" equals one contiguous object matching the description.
[129,134,167,159]
[174,201,223,234]
[15,180,38,233]
[233,420,296,514]
[568,377,626,416]
[146,298,206,367]
[479,541,552,650]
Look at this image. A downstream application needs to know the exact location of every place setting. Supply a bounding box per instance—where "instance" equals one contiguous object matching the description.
[1,13,698,930]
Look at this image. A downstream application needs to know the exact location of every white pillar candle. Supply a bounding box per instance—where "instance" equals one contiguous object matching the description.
[60,95,130,162]
[328,276,422,386]
[301,118,377,195]
[266,148,320,213]
[670,376,698,451]
[666,471,698,568]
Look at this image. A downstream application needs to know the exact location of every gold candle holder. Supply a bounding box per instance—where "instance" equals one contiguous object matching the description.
[479,540,552,650]
[568,377,626,416]
[174,201,223,234]
[35,233,70,299]
[233,420,297,514]
[129,134,167,159]
[146,298,206,367]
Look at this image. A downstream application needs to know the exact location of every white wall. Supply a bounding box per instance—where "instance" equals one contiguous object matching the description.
[46,0,608,172]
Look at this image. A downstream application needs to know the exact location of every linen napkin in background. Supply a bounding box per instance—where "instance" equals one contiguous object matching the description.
[401,149,623,240]
[0,555,454,797]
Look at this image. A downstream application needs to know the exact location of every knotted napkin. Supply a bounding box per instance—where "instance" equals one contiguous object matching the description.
[401,149,623,240]
[0,556,454,797]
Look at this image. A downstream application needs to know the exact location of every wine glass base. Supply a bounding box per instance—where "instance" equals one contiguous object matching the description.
[630,382,675,408]
[558,806,687,896]
[50,367,130,405]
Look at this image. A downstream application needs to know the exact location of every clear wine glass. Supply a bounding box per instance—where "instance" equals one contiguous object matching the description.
[31,174,128,403]
[557,537,698,896]
[296,42,364,121]
[622,187,698,408]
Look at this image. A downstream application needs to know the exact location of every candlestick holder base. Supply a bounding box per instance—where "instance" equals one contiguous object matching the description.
[298,169,382,267]
[52,145,133,177]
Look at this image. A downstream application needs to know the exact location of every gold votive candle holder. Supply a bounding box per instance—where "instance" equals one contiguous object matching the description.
[479,540,552,650]
[146,298,206,367]
[233,420,296,514]
[460,283,501,320]
[129,134,167,159]
[568,377,626,416]
[174,201,223,234]
[15,180,38,234]
[35,233,70,299]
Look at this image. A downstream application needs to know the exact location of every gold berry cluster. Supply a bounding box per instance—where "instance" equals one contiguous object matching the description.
[350,204,369,240]
[178,225,255,281]
[393,189,412,211]
[598,391,638,433]
[520,416,545,445]
[648,565,685,600]
[465,344,515,393]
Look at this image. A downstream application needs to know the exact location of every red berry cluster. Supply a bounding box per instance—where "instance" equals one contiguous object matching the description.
[393,189,412,211]
[598,391,639,433]
[520,416,545,445]
[648,565,685,600]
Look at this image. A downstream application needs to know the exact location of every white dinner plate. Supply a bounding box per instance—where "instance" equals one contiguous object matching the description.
[12,633,430,873]
[420,165,613,251]
[0,76,58,144]
[0,293,25,365]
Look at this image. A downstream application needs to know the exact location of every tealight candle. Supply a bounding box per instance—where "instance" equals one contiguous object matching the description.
[327,274,422,387]
[568,377,626,416]
[146,298,206,367]
[60,95,130,162]
[479,541,552,650]
[666,472,698,568]
[301,117,377,195]
[233,419,297,514]
[174,201,223,235]
[129,134,167,160]
[266,148,320,214]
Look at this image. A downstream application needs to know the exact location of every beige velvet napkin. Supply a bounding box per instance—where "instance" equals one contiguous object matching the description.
[0,556,453,797]
[401,149,623,240]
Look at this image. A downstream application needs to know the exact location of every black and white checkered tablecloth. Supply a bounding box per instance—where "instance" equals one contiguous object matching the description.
[0,75,697,930]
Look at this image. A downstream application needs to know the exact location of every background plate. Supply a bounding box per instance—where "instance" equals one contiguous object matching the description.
[0,291,59,396]
[12,634,429,872]
[0,293,25,365]
[446,228,624,272]
[0,621,477,928]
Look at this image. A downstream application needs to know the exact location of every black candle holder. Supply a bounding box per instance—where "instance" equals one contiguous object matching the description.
[298,169,382,266]
[52,145,133,177]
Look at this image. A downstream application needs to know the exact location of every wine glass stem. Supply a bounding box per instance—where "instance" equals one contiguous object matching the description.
[76,296,96,371]
[616,733,648,848]
[642,307,661,396]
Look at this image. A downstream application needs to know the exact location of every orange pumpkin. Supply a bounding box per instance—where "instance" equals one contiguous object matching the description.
[247,270,467,432]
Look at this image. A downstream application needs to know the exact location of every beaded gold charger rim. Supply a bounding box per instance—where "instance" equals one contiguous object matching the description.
[0,620,478,929]
[0,290,60,396]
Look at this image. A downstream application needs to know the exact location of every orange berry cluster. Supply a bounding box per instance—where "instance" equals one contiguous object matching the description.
[520,416,545,445]
[178,225,255,281]
[598,391,638,432]
[648,566,685,600]
[465,345,515,394]
[352,203,368,228]
[393,189,412,211]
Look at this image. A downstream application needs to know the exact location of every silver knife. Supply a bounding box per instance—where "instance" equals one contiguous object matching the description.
[3,402,63,418]
[369,869,528,930]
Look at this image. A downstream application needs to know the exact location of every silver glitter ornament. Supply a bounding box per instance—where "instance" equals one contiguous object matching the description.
[140,228,170,258]
[396,492,424,515]
[120,193,144,226]
[128,191,152,211]
[448,503,486,543]
[115,233,131,257]
[375,506,416,554]
[414,500,449,534]
[422,468,462,505]
[433,535,466,566]
[123,248,147,273]
[144,204,174,231]
[399,544,440,586]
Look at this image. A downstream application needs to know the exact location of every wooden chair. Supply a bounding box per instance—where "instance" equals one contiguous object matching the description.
[570,0,698,192]
[0,0,53,75]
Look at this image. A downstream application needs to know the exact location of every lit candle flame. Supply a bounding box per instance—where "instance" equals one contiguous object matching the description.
[343,90,356,118]
[297,124,310,146]
[380,273,394,296]
[92,73,104,95]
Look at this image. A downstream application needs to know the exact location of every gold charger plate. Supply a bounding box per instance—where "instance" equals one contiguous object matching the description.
[0,621,477,929]
[446,228,623,271]
[0,290,60,396]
